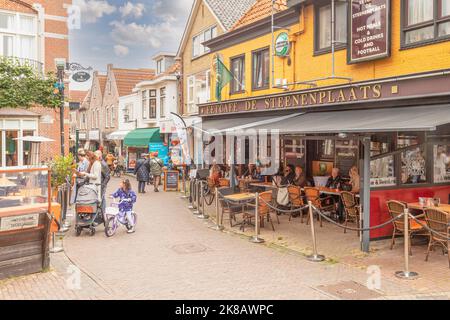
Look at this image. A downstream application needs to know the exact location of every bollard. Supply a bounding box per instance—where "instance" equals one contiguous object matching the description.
[188,179,194,210]
[306,201,325,262]
[197,180,209,220]
[63,181,72,229]
[210,187,224,231]
[192,180,201,215]
[58,186,69,233]
[250,192,264,244]
[395,209,419,280]
[180,168,189,200]
[49,232,63,253]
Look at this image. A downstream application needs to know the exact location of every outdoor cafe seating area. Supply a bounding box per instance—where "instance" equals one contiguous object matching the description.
[200,161,450,270]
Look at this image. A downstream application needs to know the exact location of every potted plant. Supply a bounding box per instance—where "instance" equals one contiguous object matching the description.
[49,154,75,217]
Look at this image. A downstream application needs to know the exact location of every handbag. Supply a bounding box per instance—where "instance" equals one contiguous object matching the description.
[277,187,290,206]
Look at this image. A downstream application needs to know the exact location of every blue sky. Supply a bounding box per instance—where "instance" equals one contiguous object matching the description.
[70,0,194,72]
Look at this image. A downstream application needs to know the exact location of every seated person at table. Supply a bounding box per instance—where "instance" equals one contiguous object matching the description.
[292,166,310,188]
[280,165,295,186]
[209,160,222,185]
[252,165,265,182]
[326,168,343,190]
[349,166,360,193]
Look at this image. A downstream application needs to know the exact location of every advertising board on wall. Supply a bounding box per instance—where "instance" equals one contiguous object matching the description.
[348,0,391,64]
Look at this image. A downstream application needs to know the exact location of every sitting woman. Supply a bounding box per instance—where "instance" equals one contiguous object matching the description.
[209,160,222,186]
[292,166,310,188]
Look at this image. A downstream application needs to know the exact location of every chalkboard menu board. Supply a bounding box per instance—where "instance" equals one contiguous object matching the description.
[335,140,359,176]
[164,171,179,192]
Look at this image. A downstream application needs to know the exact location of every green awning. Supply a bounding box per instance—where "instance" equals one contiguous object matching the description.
[124,128,162,147]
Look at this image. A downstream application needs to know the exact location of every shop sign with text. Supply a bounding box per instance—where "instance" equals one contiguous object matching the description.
[348,0,391,64]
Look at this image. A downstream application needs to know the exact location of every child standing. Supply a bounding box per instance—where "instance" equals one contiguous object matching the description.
[112,179,137,234]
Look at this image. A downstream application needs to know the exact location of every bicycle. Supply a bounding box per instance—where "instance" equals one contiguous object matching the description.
[104,198,137,237]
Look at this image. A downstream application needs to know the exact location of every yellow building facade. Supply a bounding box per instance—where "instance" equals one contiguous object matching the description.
[204,1,450,106]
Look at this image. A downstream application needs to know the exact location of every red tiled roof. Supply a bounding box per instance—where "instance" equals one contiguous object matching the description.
[69,90,88,103]
[0,0,37,14]
[112,68,155,97]
[231,0,287,31]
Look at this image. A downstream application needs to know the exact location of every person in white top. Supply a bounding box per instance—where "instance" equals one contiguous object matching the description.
[78,151,102,203]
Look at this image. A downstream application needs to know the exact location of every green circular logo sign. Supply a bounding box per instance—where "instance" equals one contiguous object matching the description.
[275,32,290,57]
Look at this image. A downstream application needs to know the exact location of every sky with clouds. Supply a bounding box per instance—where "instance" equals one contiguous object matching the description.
[70,0,194,73]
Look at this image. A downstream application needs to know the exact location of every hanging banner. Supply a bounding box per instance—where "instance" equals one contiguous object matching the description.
[348,0,391,64]
[170,113,192,165]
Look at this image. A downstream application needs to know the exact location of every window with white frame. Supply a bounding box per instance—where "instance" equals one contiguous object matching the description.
[142,90,149,119]
[156,59,163,74]
[111,106,115,127]
[124,103,133,122]
[192,25,217,58]
[0,12,37,61]
[160,87,166,118]
[149,90,157,119]
[187,71,210,114]
[96,109,100,129]
[105,107,109,128]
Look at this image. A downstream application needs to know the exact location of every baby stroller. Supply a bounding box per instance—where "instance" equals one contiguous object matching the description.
[75,183,103,236]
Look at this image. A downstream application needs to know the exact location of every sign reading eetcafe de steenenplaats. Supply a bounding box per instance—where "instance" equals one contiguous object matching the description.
[349,0,391,64]
[0,213,39,232]
[198,73,450,116]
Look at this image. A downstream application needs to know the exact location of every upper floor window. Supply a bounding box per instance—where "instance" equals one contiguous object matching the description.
[192,26,217,58]
[187,70,210,114]
[124,103,133,122]
[231,55,245,94]
[403,0,450,46]
[110,106,115,127]
[156,59,163,74]
[142,90,148,119]
[160,87,166,118]
[149,90,157,119]
[0,13,37,60]
[315,1,348,53]
[252,48,270,90]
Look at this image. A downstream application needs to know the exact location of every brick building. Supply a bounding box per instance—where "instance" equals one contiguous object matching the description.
[0,0,71,166]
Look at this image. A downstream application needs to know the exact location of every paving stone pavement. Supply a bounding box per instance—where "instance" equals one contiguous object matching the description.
[1,177,448,300]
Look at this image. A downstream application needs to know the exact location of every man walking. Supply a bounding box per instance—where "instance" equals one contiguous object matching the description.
[150,152,164,192]
[134,154,150,194]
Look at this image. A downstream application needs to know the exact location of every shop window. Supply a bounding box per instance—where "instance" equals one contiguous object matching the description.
[434,144,450,183]
[252,48,270,90]
[371,155,396,187]
[314,1,348,53]
[401,146,427,184]
[230,55,245,94]
[5,131,18,167]
[403,0,450,46]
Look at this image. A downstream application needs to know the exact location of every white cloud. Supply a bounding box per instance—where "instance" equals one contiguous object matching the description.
[110,0,194,51]
[119,2,145,19]
[73,0,116,24]
[114,45,130,57]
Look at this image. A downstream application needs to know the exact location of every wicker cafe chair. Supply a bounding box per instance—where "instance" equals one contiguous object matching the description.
[238,179,250,193]
[386,200,426,256]
[424,208,450,268]
[242,191,275,232]
[341,191,361,236]
[218,187,245,228]
[304,187,336,228]
[288,186,306,223]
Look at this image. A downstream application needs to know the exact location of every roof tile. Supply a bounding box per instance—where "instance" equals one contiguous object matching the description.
[205,0,258,30]
[231,0,287,30]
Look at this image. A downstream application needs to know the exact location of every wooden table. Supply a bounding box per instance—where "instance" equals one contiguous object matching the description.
[408,203,450,214]
[249,182,278,190]
[223,193,256,202]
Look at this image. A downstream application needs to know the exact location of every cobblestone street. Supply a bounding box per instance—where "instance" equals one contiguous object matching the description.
[1,178,449,300]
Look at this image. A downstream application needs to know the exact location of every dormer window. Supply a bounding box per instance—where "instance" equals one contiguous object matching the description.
[157,59,164,74]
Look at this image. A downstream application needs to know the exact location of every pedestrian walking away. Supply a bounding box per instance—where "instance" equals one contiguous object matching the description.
[150,152,164,192]
[135,154,151,194]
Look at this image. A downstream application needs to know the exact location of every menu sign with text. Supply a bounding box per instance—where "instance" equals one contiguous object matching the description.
[349,0,391,64]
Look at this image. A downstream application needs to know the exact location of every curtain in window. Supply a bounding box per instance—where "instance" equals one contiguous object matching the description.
[442,0,450,17]
[254,51,266,88]
[335,2,347,44]
[20,16,35,34]
[19,36,35,60]
[0,14,14,30]
[408,0,434,25]
[232,58,244,92]
[319,5,331,49]
[2,35,13,56]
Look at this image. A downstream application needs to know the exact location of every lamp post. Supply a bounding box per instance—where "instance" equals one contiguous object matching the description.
[55,58,66,156]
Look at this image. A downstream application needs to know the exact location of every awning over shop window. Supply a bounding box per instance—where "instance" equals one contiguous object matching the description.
[107,131,130,141]
[124,128,162,147]
[203,114,299,134]
[208,105,450,134]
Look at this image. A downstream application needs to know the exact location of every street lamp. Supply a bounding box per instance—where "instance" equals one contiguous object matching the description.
[55,58,66,156]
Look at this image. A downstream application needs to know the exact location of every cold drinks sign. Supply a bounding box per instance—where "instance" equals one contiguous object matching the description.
[349,0,391,64]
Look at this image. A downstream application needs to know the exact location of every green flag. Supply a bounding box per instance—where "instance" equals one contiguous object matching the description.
[215,57,233,102]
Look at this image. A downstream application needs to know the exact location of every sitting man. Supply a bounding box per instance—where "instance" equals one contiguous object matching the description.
[326,168,343,190]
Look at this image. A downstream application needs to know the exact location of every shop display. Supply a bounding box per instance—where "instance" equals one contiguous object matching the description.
[434,144,450,183]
